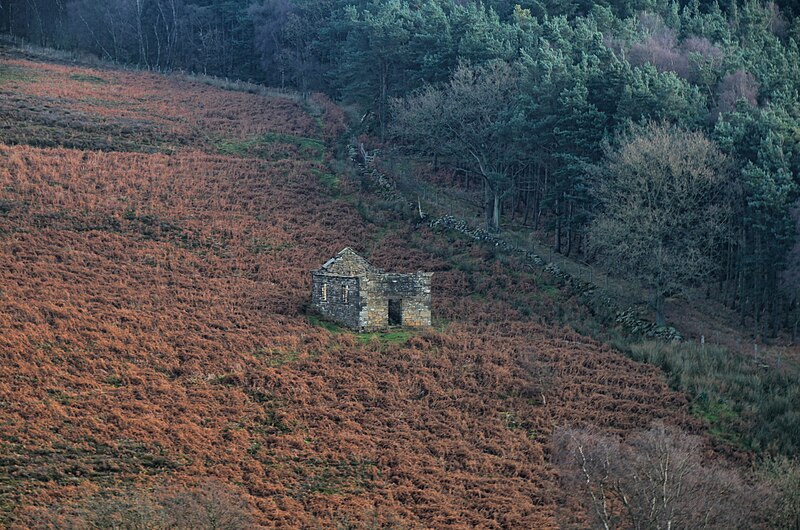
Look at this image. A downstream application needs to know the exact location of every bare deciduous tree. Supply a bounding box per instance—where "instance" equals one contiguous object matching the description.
[713,69,759,118]
[162,479,255,530]
[391,61,525,232]
[588,123,734,326]
[553,423,767,530]
[58,479,255,530]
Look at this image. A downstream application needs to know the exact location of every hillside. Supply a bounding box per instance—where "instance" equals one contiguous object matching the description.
[0,50,717,528]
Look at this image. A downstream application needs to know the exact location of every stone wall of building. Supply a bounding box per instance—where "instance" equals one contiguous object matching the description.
[311,249,432,332]
[311,273,362,329]
[361,272,432,330]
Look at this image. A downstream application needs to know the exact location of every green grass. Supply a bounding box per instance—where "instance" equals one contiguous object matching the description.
[616,339,800,455]
[309,113,325,137]
[306,315,415,345]
[245,390,292,435]
[252,348,302,367]
[535,275,561,299]
[312,168,339,192]
[266,351,300,367]
[307,314,346,334]
[215,137,261,156]
[272,132,325,161]
[289,457,377,498]
[305,315,415,345]
[216,132,325,161]
[0,66,38,83]
[693,399,744,445]
[356,331,414,345]
[69,73,108,85]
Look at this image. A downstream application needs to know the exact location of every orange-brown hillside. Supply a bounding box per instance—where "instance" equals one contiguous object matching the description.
[0,52,694,528]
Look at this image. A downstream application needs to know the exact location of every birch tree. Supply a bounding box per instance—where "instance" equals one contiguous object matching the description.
[553,423,765,530]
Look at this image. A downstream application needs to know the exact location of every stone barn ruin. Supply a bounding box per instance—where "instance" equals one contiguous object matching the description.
[311,248,433,331]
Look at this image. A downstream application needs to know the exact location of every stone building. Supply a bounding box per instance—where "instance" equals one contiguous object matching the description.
[311,248,433,331]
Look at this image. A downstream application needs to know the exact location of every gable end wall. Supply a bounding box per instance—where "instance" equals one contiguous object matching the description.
[311,272,362,330]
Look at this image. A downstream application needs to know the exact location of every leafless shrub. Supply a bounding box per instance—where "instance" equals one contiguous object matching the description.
[713,69,759,118]
[759,455,800,529]
[682,36,723,65]
[553,426,626,530]
[553,423,768,530]
[61,480,254,530]
[161,479,255,530]
[766,1,788,37]
[625,13,724,83]
[682,36,724,83]
[637,12,670,39]
[627,14,690,79]
[628,38,691,79]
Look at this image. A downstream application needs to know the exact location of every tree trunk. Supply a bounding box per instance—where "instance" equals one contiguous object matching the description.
[0,0,11,33]
[379,61,388,142]
[565,199,573,257]
[555,195,562,253]
[523,188,530,226]
[483,182,492,229]
[652,288,666,327]
[135,0,148,68]
[491,190,501,233]
[26,0,44,45]
[153,21,161,68]
[537,165,547,231]
[169,0,178,67]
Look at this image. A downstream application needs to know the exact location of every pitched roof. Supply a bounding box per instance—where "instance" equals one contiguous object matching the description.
[318,248,378,276]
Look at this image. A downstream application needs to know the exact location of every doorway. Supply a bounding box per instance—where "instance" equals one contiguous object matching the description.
[388,299,402,326]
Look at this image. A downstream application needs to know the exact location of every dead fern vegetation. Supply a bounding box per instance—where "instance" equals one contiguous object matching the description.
[0,55,756,528]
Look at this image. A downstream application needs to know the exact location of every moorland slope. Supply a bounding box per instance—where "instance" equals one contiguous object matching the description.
[0,51,695,528]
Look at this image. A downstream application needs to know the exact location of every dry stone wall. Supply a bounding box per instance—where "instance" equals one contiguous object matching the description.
[349,145,683,342]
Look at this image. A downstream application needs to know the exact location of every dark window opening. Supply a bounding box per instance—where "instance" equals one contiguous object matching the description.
[388,299,402,326]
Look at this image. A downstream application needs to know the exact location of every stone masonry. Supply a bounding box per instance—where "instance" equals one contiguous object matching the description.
[311,248,433,332]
